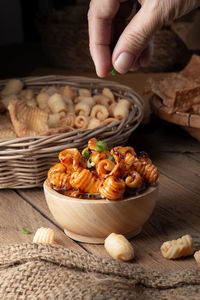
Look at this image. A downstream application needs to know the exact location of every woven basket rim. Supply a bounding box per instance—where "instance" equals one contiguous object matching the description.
[0,75,144,144]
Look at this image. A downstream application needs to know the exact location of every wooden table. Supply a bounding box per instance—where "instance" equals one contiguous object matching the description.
[0,72,200,272]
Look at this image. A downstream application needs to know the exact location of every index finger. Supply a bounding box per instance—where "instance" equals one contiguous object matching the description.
[88,0,121,77]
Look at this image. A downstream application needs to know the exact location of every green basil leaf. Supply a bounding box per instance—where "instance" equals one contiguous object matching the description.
[108,155,115,162]
[83,150,90,159]
[96,141,107,152]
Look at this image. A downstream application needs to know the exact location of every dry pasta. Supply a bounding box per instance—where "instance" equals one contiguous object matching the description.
[48,93,67,113]
[104,233,134,261]
[194,251,200,267]
[160,234,193,259]
[90,104,109,121]
[113,99,130,120]
[20,89,34,100]
[61,85,76,99]
[33,227,55,244]
[102,88,115,102]
[75,102,90,116]
[48,113,61,128]
[88,118,102,129]
[79,88,91,97]
[1,79,24,96]
[74,115,89,129]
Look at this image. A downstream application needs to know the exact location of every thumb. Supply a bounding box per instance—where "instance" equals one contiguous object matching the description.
[112,1,160,74]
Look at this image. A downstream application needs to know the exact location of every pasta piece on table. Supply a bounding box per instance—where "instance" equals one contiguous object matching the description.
[194,251,200,267]
[160,234,193,259]
[104,233,134,261]
[33,227,55,244]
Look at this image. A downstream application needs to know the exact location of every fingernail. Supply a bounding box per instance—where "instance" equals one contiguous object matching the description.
[114,52,134,74]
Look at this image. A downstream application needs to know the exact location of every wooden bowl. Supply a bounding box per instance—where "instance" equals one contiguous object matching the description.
[43,179,159,244]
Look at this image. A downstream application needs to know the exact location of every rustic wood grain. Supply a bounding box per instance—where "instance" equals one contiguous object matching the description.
[0,189,85,252]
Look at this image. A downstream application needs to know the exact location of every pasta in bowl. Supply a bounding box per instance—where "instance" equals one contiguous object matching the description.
[43,138,159,243]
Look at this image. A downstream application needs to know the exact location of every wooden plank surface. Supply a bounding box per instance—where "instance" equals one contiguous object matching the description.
[0,189,85,252]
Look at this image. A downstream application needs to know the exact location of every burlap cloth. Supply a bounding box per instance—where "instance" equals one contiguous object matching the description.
[0,243,200,299]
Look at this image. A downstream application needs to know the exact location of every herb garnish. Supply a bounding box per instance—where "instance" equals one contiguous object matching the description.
[96,141,107,152]
[83,150,90,159]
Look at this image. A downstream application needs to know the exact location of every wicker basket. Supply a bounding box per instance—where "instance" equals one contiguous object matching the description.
[0,75,144,189]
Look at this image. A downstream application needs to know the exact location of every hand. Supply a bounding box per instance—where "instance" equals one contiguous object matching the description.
[88,0,199,77]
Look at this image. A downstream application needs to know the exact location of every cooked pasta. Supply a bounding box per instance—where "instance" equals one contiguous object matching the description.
[160,234,193,259]
[90,150,110,166]
[125,171,143,188]
[91,104,109,121]
[99,176,126,200]
[104,233,134,261]
[70,169,101,193]
[33,227,55,244]
[59,148,82,173]
[111,146,136,158]
[96,159,115,178]
[48,163,72,189]
[88,138,98,151]
[48,138,159,201]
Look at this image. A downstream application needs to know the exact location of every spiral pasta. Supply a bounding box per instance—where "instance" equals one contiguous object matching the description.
[59,148,82,173]
[160,234,193,259]
[99,176,126,200]
[125,171,143,188]
[70,169,101,193]
[48,163,72,189]
[123,152,158,184]
[96,159,115,178]
[33,227,55,244]
[48,138,159,201]
[75,102,90,116]
[75,115,89,129]
[91,105,109,121]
